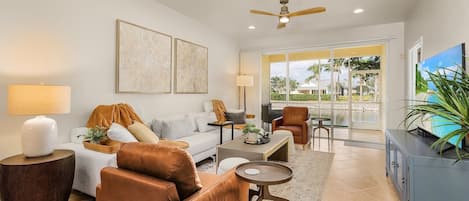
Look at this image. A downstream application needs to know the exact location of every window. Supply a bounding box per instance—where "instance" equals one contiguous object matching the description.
[264,44,384,130]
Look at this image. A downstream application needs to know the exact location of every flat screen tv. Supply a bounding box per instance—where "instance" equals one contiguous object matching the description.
[415,43,466,149]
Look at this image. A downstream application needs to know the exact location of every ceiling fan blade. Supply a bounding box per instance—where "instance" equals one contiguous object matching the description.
[277,23,286,29]
[287,7,326,17]
[250,9,280,16]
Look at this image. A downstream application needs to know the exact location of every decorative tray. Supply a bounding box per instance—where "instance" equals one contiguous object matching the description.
[244,137,270,145]
[83,140,121,154]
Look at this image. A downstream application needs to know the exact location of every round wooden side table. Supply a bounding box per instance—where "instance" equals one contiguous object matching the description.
[0,149,75,201]
[235,161,293,201]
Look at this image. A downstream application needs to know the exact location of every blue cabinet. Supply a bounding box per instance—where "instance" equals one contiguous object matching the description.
[386,130,469,201]
[387,137,408,201]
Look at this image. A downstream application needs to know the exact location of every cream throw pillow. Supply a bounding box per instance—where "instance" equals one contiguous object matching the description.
[108,123,138,143]
[128,122,160,144]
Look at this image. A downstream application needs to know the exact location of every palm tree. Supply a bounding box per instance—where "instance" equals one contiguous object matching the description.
[305,64,320,83]
[270,76,299,94]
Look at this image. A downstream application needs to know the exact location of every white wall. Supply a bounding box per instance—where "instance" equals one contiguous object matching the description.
[0,0,239,159]
[240,22,406,131]
[405,0,469,98]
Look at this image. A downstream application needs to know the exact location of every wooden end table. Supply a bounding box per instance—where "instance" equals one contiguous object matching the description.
[0,149,75,201]
[236,161,293,201]
[208,121,234,144]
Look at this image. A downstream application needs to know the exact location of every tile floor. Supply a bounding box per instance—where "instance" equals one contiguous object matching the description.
[69,130,399,201]
[310,138,399,201]
[330,128,386,144]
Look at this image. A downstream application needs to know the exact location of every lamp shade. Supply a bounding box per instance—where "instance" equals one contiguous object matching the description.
[236,75,254,87]
[8,85,71,115]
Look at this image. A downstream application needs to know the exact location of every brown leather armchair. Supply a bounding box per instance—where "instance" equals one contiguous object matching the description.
[272,107,311,147]
[96,143,249,201]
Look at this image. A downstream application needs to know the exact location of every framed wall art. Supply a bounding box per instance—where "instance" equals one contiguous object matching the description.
[174,38,208,94]
[116,19,172,93]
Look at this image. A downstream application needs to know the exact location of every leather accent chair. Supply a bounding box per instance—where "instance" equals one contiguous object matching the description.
[272,107,311,148]
[96,143,249,201]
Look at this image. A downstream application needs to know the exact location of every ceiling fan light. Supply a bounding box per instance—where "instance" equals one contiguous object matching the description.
[279,16,290,23]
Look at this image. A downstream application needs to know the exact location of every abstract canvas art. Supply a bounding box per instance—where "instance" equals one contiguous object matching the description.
[174,39,208,94]
[116,20,172,93]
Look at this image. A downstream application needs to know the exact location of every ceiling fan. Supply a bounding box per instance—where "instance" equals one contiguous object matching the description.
[250,0,326,29]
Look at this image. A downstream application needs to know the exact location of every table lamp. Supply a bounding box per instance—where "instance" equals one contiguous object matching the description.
[8,85,71,157]
[236,75,254,112]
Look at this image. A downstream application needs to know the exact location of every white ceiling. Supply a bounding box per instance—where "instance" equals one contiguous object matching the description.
[156,0,417,41]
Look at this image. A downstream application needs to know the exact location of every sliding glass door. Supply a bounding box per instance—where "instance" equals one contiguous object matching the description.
[266,44,384,130]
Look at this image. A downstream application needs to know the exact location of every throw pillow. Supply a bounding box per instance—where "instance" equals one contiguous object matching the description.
[128,122,160,143]
[117,143,202,199]
[107,123,138,143]
[195,116,218,132]
[186,112,208,132]
[225,112,246,124]
[161,118,194,140]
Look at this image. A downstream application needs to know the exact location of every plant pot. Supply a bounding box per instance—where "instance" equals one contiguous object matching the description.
[246,132,259,143]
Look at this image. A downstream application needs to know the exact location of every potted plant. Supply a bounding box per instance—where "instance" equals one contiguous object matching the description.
[81,126,120,153]
[242,124,267,143]
[405,67,469,160]
[82,126,108,144]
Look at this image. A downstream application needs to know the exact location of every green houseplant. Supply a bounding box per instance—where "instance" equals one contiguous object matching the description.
[242,124,267,143]
[405,67,469,160]
[82,126,108,144]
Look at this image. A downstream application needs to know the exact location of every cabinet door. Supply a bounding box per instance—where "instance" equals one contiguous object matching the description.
[388,140,396,177]
[396,148,407,201]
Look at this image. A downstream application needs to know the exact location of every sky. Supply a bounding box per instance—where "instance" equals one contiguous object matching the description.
[270,59,364,88]
[419,44,464,91]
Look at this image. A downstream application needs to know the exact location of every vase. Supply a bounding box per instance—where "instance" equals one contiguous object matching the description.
[246,132,258,143]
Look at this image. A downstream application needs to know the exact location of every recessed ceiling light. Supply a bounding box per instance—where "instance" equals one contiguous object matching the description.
[248,25,256,30]
[354,8,364,14]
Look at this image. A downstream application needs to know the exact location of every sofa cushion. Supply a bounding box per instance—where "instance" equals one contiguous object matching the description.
[162,117,194,140]
[107,123,138,143]
[178,132,218,156]
[117,143,203,200]
[277,125,302,137]
[128,122,159,144]
[151,114,187,137]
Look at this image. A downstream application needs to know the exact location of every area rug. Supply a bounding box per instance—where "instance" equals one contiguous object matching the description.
[197,150,335,201]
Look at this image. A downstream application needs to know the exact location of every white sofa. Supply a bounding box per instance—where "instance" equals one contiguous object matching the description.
[58,111,242,197]
[150,111,242,163]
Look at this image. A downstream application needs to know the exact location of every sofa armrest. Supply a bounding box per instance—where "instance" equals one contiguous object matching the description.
[272,117,284,131]
[97,167,180,201]
[185,169,249,201]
